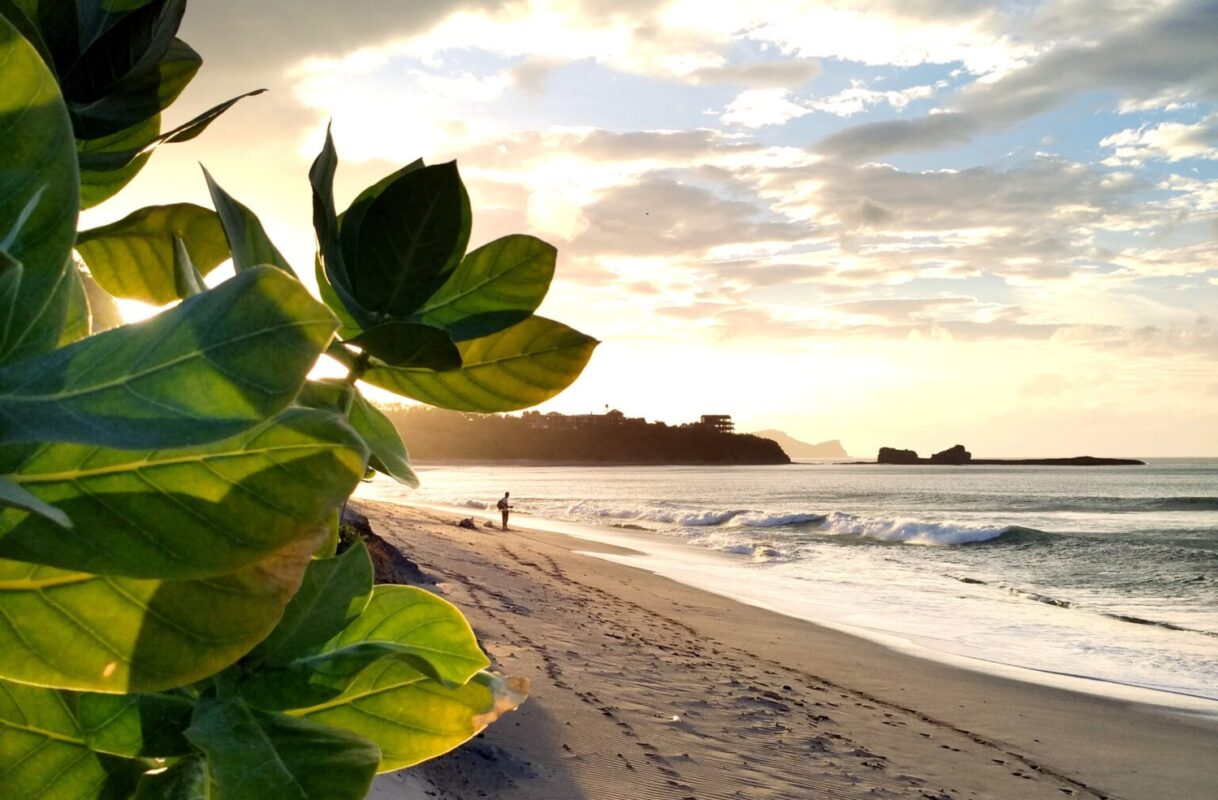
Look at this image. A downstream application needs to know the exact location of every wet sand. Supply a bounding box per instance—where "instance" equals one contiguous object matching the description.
[362,500,1218,800]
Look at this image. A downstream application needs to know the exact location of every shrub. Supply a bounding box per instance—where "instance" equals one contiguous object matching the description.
[0,3,595,797]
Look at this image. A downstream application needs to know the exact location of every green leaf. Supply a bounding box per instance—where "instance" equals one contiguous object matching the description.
[292,663,527,772]
[132,756,210,800]
[296,378,354,415]
[0,474,70,528]
[76,203,229,304]
[186,694,379,800]
[416,234,555,340]
[158,88,266,146]
[0,0,58,68]
[240,584,488,711]
[76,690,195,757]
[348,321,461,370]
[0,680,120,799]
[0,256,80,365]
[78,114,159,209]
[0,267,337,449]
[57,262,91,345]
[81,269,124,331]
[203,167,295,276]
[0,13,80,363]
[364,315,598,412]
[64,2,191,139]
[349,390,418,488]
[314,256,361,340]
[327,585,489,686]
[309,126,371,334]
[172,234,205,297]
[345,161,471,319]
[0,532,319,692]
[0,407,366,579]
[328,158,425,328]
[337,159,423,281]
[76,90,267,209]
[246,538,374,667]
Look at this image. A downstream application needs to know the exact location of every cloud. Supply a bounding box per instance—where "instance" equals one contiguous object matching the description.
[762,155,1159,284]
[815,112,979,159]
[813,0,1218,159]
[829,296,983,323]
[1101,114,1218,165]
[571,174,812,257]
[721,88,813,128]
[809,80,938,117]
[742,1,1029,76]
[689,59,820,88]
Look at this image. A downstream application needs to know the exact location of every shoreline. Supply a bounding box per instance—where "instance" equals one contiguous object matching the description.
[383,497,1218,713]
[363,499,1218,800]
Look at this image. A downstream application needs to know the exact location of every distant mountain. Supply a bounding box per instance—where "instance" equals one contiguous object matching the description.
[753,430,848,458]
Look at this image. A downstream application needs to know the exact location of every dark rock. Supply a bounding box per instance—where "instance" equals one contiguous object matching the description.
[457,517,477,529]
[930,444,972,464]
[877,447,920,464]
[340,504,434,586]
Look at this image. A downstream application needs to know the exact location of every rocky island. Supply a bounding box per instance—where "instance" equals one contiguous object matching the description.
[876,444,1144,466]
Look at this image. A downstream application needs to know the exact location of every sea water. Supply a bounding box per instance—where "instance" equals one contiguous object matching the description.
[357,459,1218,709]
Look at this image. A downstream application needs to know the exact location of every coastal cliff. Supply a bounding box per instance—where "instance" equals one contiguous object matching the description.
[380,406,791,465]
[876,444,1144,466]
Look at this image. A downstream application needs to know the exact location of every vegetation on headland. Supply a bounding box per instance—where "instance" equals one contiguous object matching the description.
[383,407,791,464]
[0,3,594,796]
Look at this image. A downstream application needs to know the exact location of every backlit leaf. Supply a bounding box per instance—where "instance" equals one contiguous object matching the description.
[0,533,318,692]
[364,315,597,413]
[203,167,295,276]
[0,13,80,362]
[241,582,490,712]
[292,662,526,772]
[247,538,374,667]
[349,390,418,488]
[76,203,228,303]
[0,408,366,579]
[416,234,554,340]
[0,267,336,449]
[0,680,120,799]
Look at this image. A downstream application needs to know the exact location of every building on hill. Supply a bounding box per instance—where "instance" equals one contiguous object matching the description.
[699,414,734,433]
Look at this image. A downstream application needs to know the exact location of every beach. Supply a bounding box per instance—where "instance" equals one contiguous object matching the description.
[362,499,1218,800]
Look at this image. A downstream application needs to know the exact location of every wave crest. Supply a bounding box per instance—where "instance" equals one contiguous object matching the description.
[820,512,1010,545]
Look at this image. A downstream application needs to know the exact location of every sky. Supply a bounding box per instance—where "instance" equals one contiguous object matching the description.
[82,0,1218,457]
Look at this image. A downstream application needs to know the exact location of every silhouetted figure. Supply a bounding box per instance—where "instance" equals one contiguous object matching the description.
[497,492,513,531]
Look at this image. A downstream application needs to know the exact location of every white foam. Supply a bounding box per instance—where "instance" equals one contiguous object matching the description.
[738,512,826,528]
[819,511,1009,545]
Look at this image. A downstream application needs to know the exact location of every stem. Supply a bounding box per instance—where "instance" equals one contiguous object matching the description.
[344,349,371,386]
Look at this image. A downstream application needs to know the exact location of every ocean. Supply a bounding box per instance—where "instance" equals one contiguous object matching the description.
[357,459,1218,710]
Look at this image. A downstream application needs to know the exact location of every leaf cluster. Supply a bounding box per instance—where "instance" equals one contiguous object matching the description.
[0,3,596,797]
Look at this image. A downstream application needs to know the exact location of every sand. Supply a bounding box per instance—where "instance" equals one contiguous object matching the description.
[361,500,1218,800]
